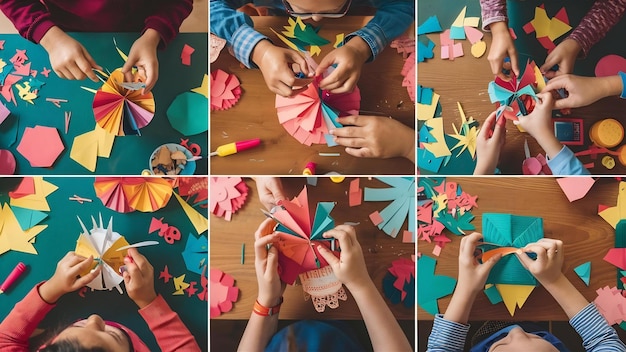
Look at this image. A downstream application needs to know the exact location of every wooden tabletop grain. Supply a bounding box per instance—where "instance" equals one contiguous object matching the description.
[418,176,620,321]
[418,33,626,175]
[210,177,416,320]
[210,17,415,175]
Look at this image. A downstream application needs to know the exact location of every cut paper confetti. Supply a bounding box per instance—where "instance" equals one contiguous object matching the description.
[401,51,416,102]
[522,5,572,51]
[0,149,16,174]
[348,178,362,207]
[210,269,238,318]
[300,265,347,312]
[9,177,57,212]
[94,177,173,213]
[0,102,9,125]
[16,125,64,167]
[382,257,415,308]
[167,75,209,136]
[74,214,129,293]
[574,261,591,286]
[364,177,415,239]
[261,186,339,285]
[70,126,115,172]
[556,177,595,202]
[160,265,173,283]
[210,69,241,111]
[174,192,208,235]
[173,274,190,295]
[149,217,181,244]
[210,177,248,221]
[182,233,207,275]
[594,286,626,326]
[276,75,360,146]
[210,33,227,63]
[92,69,155,136]
[417,255,456,315]
[0,203,47,256]
[181,44,195,66]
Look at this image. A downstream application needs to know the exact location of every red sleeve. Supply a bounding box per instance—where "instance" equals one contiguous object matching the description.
[0,1,56,43]
[0,282,55,352]
[143,0,194,49]
[567,0,626,57]
[138,295,201,352]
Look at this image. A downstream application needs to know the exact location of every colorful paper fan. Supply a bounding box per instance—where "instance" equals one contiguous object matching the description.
[275,77,360,146]
[74,214,129,293]
[263,186,339,285]
[92,69,155,136]
[210,177,248,221]
[94,177,173,213]
[210,268,239,317]
[210,69,241,111]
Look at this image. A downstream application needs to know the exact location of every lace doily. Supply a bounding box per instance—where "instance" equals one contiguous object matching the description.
[299,265,347,312]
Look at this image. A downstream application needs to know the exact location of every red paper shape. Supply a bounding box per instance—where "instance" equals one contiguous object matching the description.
[387,257,416,301]
[16,126,64,167]
[159,265,173,283]
[0,149,16,174]
[275,76,360,146]
[178,177,208,207]
[604,248,626,270]
[8,177,35,198]
[348,178,362,207]
[210,177,248,220]
[210,69,241,111]
[181,44,195,66]
[210,269,239,318]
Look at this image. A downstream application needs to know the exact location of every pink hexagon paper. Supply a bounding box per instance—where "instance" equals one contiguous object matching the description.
[17,126,64,167]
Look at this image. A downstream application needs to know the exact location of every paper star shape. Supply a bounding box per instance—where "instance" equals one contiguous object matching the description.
[449,102,478,158]
[159,265,173,283]
[41,67,51,78]
[185,281,199,297]
[191,74,208,98]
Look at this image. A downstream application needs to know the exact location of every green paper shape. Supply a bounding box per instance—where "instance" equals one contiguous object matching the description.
[574,261,591,286]
[482,213,544,286]
[11,206,48,230]
[484,285,503,304]
[294,23,330,46]
[418,255,457,315]
[310,202,335,240]
[167,91,208,136]
[364,178,415,237]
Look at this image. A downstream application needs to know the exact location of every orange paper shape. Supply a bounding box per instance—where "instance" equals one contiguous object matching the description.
[94,177,173,213]
[210,69,241,111]
[92,69,155,136]
[482,247,518,262]
[16,126,64,167]
[275,77,360,146]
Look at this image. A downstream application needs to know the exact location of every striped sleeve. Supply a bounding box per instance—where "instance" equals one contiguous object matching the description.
[479,0,507,31]
[570,303,626,352]
[567,0,626,57]
[426,314,469,352]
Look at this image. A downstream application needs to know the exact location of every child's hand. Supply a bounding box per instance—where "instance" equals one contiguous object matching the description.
[39,26,101,82]
[516,238,564,286]
[330,115,415,163]
[542,74,622,109]
[540,39,581,79]
[487,22,520,81]
[515,93,563,158]
[316,37,370,94]
[254,177,286,210]
[457,233,501,295]
[122,248,157,309]
[254,218,285,307]
[122,29,160,94]
[252,40,310,97]
[39,252,101,304]
[317,225,371,292]
[474,111,506,174]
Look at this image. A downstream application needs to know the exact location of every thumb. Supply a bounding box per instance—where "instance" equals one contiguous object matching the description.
[316,53,335,76]
[289,51,309,76]
[316,245,339,267]
[540,55,557,74]
[515,249,533,270]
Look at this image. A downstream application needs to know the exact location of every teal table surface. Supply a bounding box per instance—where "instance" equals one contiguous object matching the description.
[0,177,208,351]
[0,33,208,175]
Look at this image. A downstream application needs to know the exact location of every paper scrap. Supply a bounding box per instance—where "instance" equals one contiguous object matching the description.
[16,126,64,167]
[574,261,591,286]
[210,269,238,317]
[556,177,595,202]
[417,255,456,315]
[174,192,208,235]
[181,44,195,66]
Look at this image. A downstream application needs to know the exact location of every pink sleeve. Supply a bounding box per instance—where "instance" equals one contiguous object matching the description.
[480,0,508,31]
[138,295,201,352]
[0,283,55,352]
[143,0,194,49]
[0,0,56,43]
[567,0,626,57]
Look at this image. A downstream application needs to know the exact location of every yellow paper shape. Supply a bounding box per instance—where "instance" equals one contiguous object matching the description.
[191,74,209,99]
[417,92,440,121]
[334,34,344,48]
[309,45,321,56]
[471,41,487,58]
[0,204,46,255]
[174,192,208,234]
[449,102,478,158]
[173,274,190,295]
[10,177,58,211]
[451,7,466,27]
[495,284,536,316]
[548,18,572,42]
[599,181,626,228]
[124,178,173,212]
[464,17,480,28]
[95,125,115,158]
[270,28,300,51]
[113,38,128,62]
[71,130,99,172]
[530,7,551,38]
[533,64,546,91]
[423,118,451,158]
[0,59,6,73]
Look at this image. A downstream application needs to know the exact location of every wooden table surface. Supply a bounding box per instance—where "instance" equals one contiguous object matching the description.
[418,176,620,321]
[418,33,626,175]
[210,177,415,320]
[210,17,415,175]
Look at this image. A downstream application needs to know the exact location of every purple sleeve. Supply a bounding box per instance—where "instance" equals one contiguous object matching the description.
[567,0,626,57]
[479,0,508,31]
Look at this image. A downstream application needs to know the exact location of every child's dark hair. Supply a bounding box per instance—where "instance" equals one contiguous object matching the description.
[38,339,106,352]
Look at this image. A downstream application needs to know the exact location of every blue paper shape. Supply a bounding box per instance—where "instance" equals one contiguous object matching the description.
[418,39,435,62]
[418,256,457,315]
[11,206,48,230]
[364,178,415,237]
[418,15,443,35]
[181,233,208,276]
[484,285,503,304]
[574,261,591,286]
[417,147,443,173]
[449,26,466,40]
